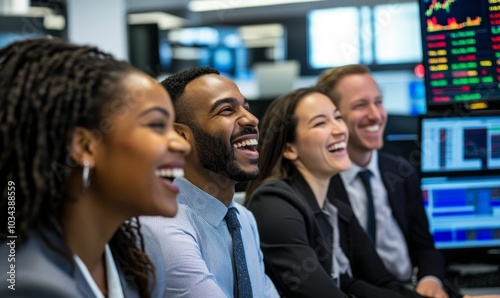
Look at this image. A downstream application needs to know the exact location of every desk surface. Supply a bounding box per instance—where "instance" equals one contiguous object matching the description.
[461,287,500,295]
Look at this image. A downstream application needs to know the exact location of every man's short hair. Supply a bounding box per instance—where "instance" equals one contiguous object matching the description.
[160,66,220,124]
[316,64,370,106]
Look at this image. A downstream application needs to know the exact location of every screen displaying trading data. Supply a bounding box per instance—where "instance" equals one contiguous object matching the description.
[421,176,500,249]
[419,0,500,109]
[420,115,500,173]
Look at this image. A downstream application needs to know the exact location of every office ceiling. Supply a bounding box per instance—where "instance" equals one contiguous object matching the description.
[125,0,416,25]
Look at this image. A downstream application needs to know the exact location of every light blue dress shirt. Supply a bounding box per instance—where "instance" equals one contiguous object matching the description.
[141,177,279,298]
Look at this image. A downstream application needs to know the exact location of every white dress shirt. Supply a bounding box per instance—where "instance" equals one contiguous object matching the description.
[322,199,352,284]
[339,151,413,281]
[74,244,124,298]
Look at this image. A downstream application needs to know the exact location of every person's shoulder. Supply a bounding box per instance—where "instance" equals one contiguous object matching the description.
[3,231,65,266]
[140,203,198,235]
[0,275,83,298]
[330,199,355,221]
[378,150,416,170]
[247,179,297,206]
[247,179,309,216]
[234,201,250,212]
[252,179,294,197]
[233,202,256,222]
[0,233,83,297]
[379,150,402,163]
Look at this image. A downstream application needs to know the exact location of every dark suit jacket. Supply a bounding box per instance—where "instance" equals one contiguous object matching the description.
[0,225,166,298]
[247,173,426,298]
[327,151,446,282]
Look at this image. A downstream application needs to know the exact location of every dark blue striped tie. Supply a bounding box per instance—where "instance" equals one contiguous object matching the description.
[358,169,377,242]
[225,207,253,298]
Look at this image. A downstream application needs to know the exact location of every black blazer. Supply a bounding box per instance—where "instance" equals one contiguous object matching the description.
[327,151,446,281]
[247,173,426,298]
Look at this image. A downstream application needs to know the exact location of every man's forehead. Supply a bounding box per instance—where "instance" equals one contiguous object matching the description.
[188,73,225,87]
[186,75,243,102]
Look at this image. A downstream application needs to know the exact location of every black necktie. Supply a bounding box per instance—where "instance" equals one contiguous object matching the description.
[225,207,253,298]
[358,170,376,242]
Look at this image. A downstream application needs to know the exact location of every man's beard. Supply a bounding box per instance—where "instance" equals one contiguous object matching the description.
[190,124,259,182]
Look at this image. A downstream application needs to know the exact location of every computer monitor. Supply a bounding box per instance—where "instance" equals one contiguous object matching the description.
[253,60,299,98]
[128,24,160,76]
[307,7,362,69]
[420,113,500,175]
[210,47,236,77]
[373,2,422,65]
[418,0,500,112]
[382,114,420,168]
[421,175,500,264]
[0,16,47,49]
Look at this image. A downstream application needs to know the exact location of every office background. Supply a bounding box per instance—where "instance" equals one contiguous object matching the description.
[0,0,425,116]
[1,0,498,294]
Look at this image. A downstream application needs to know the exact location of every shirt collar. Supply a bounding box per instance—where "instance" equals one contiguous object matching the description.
[174,177,232,227]
[105,245,124,298]
[322,199,338,218]
[340,150,380,183]
[73,244,124,298]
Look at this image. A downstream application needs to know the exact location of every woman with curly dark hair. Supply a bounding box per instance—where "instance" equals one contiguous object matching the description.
[0,38,190,297]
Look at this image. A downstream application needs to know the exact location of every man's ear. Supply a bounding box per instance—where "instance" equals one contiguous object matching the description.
[283,142,298,161]
[69,127,99,167]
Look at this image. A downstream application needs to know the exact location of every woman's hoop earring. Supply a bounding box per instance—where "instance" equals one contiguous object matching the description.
[82,160,91,192]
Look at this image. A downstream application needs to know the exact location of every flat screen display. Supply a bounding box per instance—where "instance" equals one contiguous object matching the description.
[421,175,500,250]
[418,0,500,111]
[307,7,361,69]
[374,2,423,64]
[420,114,500,174]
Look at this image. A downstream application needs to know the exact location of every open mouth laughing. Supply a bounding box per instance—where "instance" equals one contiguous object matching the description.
[327,141,347,153]
[155,167,184,182]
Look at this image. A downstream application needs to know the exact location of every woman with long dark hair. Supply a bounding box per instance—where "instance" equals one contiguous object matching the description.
[245,87,432,298]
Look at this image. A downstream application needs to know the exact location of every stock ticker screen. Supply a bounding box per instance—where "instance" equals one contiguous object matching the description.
[420,114,500,174]
[419,0,500,111]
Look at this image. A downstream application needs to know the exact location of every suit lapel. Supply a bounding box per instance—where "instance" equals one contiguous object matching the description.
[37,225,98,298]
[330,199,353,261]
[288,174,322,214]
[73,251,138,298]
[73,267,98,298]
[35,222,137,298]
[327,174,350,206]
[287,174,334,275]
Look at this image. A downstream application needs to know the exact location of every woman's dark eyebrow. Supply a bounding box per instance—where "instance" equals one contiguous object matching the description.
[307,114,327,124]
[139,107,170,118]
